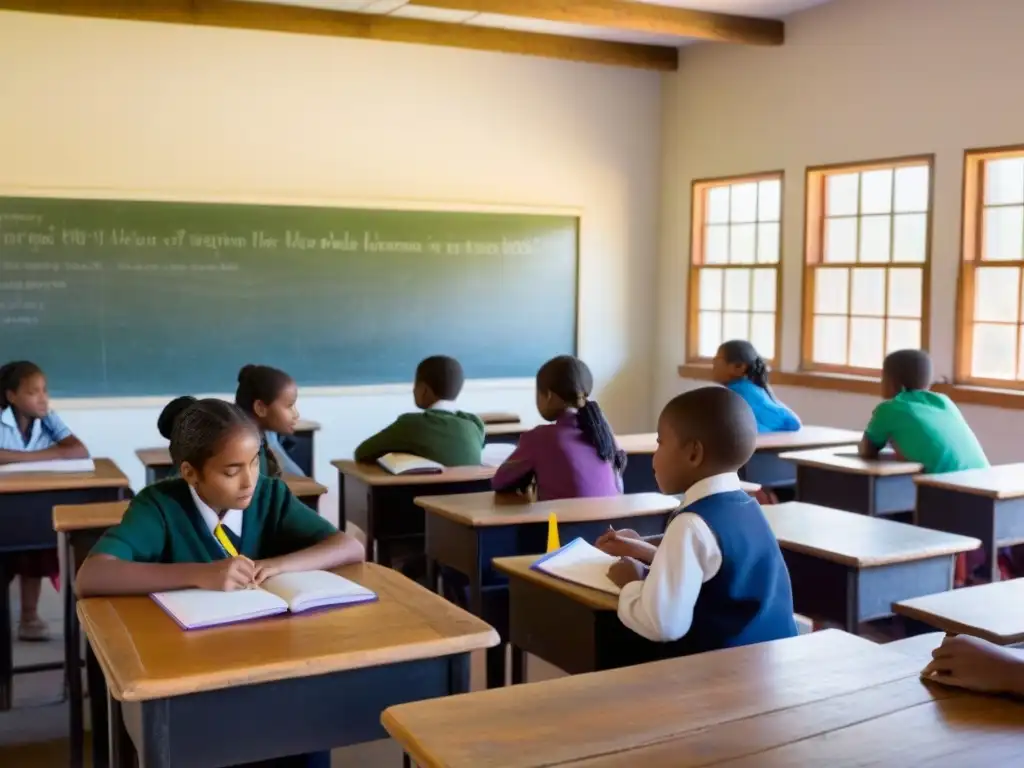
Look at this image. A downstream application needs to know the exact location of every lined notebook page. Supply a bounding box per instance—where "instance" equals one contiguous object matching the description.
[262,571,377,613]
[532,538,622,595]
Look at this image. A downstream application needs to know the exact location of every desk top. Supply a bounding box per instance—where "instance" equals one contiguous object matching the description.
[383,630,1021,768]
[616,426,862,456]
[764,502,979,567]
[915,464,1024,499]
[0,458,130,494]
[332,459,496,486]
[415,492,679,528]
[294,419,320,433]
[282,474,328,499]
[485,422,528,436]
[476,412,520,425]
[893,579,1024,645]
[135,446,173,468]
[78,562,498,702]
[53,500,130,532]
[493,554,618,610]
[778,447,922,476]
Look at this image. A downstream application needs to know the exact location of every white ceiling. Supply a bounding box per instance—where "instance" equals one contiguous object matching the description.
[245,0,835,46]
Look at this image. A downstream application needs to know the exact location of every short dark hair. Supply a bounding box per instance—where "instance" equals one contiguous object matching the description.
[0,360,43,409]
[661,386,757,470]
[235,365,294,416]
[169,398,259,472]
[882,349,932,392]
[415,356,464,401]
[157,395,198,440]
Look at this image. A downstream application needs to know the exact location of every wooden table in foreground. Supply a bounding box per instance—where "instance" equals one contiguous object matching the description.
[894,578,1024,645]
[0,458,130,713]
[780,447,922,517]
[915,464,1024,584]
[382,629,1024,767]
[79,563,498,768]
[418,491,679,689]
[765,502,979,633]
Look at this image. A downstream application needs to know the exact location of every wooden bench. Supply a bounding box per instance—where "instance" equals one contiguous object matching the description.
[893,579,1024,645]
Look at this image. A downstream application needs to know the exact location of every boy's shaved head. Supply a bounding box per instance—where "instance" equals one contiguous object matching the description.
[882,349,933,393]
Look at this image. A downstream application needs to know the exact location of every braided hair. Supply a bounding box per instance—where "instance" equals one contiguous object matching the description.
[0,360,43,409]
[157,396,198,440]
[719,340,776,400]
[235,364,294,478]
[536,356,626,474]
[169,398,260,473]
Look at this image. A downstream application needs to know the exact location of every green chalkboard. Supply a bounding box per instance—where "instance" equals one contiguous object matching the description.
[0,197,578,397]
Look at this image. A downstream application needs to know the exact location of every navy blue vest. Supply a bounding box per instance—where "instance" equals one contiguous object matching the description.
[657,490,797,657]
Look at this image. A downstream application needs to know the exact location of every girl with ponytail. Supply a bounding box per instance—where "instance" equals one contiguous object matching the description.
[492,355,626,501]
[712,340,801,433]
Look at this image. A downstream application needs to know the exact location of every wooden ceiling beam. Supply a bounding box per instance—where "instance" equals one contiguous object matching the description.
[409,0,785,46]
[0,0,679,71]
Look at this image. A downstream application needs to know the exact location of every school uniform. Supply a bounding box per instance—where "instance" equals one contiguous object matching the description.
[265,430,305,476]
[617,473,797,656]
[353,400,485,466]
[726,379,801,433]
[492,411,622,500]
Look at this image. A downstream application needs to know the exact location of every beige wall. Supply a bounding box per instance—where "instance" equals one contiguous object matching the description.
[658,0,1024,461]
[0,11,661,497]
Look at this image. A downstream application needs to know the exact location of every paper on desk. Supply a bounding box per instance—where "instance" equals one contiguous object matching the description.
[531,537,622,595]
[0,458,96,474]
[481,443,516,467]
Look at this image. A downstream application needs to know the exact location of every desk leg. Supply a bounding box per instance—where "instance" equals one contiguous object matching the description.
[87,642,110,768]
[449,654,470,696]
[425,557,438,595]
[471,579,506,689]
[337,473,347,534]
[109,695,135,768]
[0,557,11,711]
[402,754,412,768]
[63,533,84,768]
[510,645,526,685]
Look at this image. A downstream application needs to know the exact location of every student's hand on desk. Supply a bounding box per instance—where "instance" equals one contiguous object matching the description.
[607,557,646,588]
[194,557,257,592]
[922,635,1024,695]
[596,526,640,547]
[253,560,283,586]
[597,535,657,563]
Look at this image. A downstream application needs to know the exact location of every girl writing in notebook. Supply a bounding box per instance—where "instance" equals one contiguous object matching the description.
[0,360,90,641]
[235,364,306,477]
[712,340,800,433]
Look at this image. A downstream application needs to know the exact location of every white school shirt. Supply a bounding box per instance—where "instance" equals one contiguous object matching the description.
[428,400,458,412]
[616,473,741,642]
[189,485,244,539]
[0,407,72,451]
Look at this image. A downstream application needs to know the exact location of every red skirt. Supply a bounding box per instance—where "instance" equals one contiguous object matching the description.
[3,550,60,591]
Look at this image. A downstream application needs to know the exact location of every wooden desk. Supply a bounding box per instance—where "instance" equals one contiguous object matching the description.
[894,579,1024,645]
[419,491,679,688]
[79,563,496,768]
[764,503,978,632]
[484,421,528,445]
[915,464,1024,584]
[883,632,945,665]
[780,447,922,517]
[476,412,520,425]
[383,629,1024,767]
[333,460,495,567]
[0,458,130,713]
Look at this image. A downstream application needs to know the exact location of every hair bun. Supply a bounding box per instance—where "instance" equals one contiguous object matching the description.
[237,364,257,384]
[157,395,198,440]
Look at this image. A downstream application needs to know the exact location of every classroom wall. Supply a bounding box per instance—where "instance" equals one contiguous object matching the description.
[657,0,1024,463]
[0,11,662,505]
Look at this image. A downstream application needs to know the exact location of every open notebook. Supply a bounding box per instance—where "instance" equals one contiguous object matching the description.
[152,570,377,630]
[0,458,96,475]
[531,538,623,596]
[377,453,444,475]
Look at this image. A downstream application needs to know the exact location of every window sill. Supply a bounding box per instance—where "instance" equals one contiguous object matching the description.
[932,383,1024,410]
[677,364,716,381]
[770,371,881,396]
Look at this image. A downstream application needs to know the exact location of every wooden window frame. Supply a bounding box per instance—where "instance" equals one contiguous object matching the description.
[800,155,934,376]
[956,144,1024,391]
[686,170,784,368]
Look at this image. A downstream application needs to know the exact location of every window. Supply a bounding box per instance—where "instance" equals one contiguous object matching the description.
[802,157,932,374]
[688,173,782,364]
[959,147,1024,386]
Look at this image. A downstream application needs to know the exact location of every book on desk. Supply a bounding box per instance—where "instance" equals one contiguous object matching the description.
[531,538,623,595]
[0,457,96,474]
[152,570,377,630]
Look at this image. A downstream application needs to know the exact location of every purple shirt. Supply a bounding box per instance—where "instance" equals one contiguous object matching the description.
[491,412,622,501]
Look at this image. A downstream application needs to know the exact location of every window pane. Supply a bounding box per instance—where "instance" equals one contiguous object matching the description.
[723,311,750,341]
[698,311,722,357]
[849,317,884,369]
[756,223,780,264]
[972,323,1017,380]
[751,313,775,359]
[859,216,892,263]
[706,224,729,264]
[860,169,893,215]
[730,183,758,223]
[985,158,1024,206]
[730,224,756,264]
[974,266,1020,323]
[813,315,848,365]
[707,186,730,224]
[888,268,923,319]
[892,213,928,262]
[698,268,724,311]
[983,206,1024,261]
[758,180,781,222]
[752,269,776,311]
[850,268,886,316]
[826,173,859,216]
[824,217,857,262]
[894,165,930,213]
[814,268,849,314]
[724,269,751,310]
[887,319,921,356]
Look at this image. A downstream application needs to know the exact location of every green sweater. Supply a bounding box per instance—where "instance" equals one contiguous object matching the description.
[90,476,337,563]
[353,409,485,466]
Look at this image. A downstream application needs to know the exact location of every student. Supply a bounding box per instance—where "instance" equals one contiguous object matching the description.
[923,634,1024,696]
[353,355,484,466]
[596,386,797,655]
[712,340,800,433]
[0,360,90,641]
[492,355,625,500]
[235,364,305,477]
